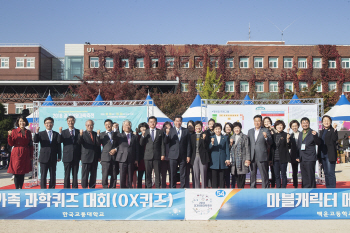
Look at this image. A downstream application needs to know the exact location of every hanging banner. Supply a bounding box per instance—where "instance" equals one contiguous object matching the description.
[0,189,185,220]
[206,104,318,134]
[185,189,350,220]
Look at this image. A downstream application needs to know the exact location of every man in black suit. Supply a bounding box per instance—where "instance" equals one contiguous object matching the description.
[116,120,139,188]
[140,116,165,188]
[34,117,61,189]
[58,116,81,189]
[164,115,191,188]
[78,119,101,189]
[99,119,119,188]
[296,117,321,188]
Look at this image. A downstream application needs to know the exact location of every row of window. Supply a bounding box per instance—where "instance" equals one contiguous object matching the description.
[89,56,350,69]
[1,103,33,115]
[0,57,35,69]
[181,81,347,93]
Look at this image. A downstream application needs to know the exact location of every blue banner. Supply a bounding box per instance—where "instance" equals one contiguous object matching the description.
[0,189,185,220]
[38,106,148,179]
[185,189,350,220]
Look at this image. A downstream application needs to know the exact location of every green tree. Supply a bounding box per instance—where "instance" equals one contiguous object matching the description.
[0,103,13,145]
[196,67,231,100]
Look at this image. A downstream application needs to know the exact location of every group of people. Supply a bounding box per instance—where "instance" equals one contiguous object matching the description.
[6,114,338,189]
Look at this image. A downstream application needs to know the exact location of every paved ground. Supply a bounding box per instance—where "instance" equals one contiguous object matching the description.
[0,163,349,232]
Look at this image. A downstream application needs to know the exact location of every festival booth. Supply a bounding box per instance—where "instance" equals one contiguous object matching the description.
[182,94,207,127]
[26,93,54,131]
[28,94,154,188]
[202,96,323,184]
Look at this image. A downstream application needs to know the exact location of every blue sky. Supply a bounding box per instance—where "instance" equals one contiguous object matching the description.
[1,0,349,57]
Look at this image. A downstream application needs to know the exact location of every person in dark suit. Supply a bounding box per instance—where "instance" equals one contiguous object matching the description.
[204,118,215,188]
[140,116,165,188]
[99,119,119,189]
[248,115,273,188]
[318,115,338,188]
[164,115,191,188]
[288,120,300,188]
[296,117,321,188]
[34,117,61,189]
[223,122,233,188]
[263,116,276,188]
[58,116,81,189]
[270,120,291,188]
[186,120,195,188]
[209,123,230,188]
[78,120,101,189]
[116,120,139,188]
[161,121,172,188]
[190,121,209,188]
[136,122,148,188]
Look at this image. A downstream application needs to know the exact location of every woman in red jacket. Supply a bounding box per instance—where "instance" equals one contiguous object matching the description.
[7,116,33,189]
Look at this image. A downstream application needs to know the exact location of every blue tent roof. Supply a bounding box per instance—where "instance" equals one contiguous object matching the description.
[92,94,104,106]
[243,94,253,105]
[143,94,155,106]
[189,94,202,108]
[42,94,55,106]
[289,94,302,104]
[335,94,350,106]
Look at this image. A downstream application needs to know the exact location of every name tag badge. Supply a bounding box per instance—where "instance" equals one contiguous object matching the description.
[301,144,306,151]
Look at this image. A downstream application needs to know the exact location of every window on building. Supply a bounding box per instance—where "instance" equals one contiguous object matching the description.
[225,58,234,68]
[284,81,293,92]
[90,57,99,68]
[269,57,278,68]
[25,104,34,114]
[240,57,249,68]
[225,81,234,92]
[135,58,144,68]
[16,58,24,68]
[343,82,350,92]
[210,57,219,68]
[298,58,307,69]
[254,57,263,68]
[15,104,24,114]
[299,82,308,92]
[152,58,159,68]
[342,58,350,68]
[329,60,336,68]
[284,57,293,68]
[240,81,249,92]
[181,83,188,92]
[313,81,322,92]
[3,104,8,115]
[0,58,9,68]
[269,81,278,92]
[196,83,203,92]
[195,56,203,68]
[180,57,189,68]
[166,57,174,68]
[105,58,114,68]
[329,81,337,91]
[121,58,129,68]
[313,58,322,68]
[26,58,35,68]
[255,82,264,92]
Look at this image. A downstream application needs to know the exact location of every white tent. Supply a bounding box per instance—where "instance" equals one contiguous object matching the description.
[325,93,350,121]
[182,94,207,126]
[144,94,172,123]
